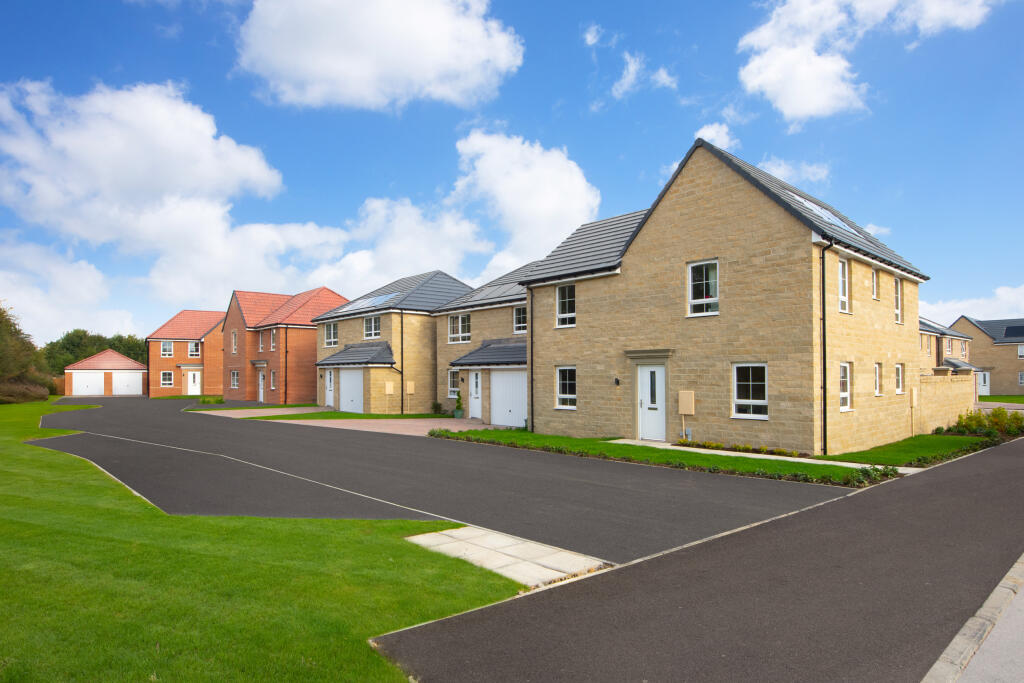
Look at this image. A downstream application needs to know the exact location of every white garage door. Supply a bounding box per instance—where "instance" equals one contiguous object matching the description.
[490,370,527,428]
[70,371,104,396]
[112,371,143,395]
[339,368,364,413]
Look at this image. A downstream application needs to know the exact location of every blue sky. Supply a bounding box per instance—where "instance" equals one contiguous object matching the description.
[0,0,1021,344]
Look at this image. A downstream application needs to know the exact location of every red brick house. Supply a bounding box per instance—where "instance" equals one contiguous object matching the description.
[222,287,347,404]
[146,310,225,397]
[65,349,147,396]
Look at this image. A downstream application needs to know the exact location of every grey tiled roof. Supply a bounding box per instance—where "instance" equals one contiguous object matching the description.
[520,211,647,284]
[943,358,981,372]
[313,271,471,321]
[434,262,538,313]
[316,341,395,366]
[920,317,971,340]
[962,316,1024,344]
[450,337,527,367]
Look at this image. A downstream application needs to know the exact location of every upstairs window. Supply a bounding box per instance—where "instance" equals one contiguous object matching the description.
[448,370,460,398]
[231,330,238,354]
[270,329,276,351]
[926,335,932,353]
[874,363,882,396]
[946,338,952,354]
[259,332,264,352]
[513,306,527,334]
[871,269,879,300]
[188,341,200,358]
[556,366,577,409]
[1018,344,1024,360]
[556,285,576,327]
[960,341,967,358]
[733,364,768,419]
[839,362,852,411]
[688,260,719,315]
[324,323,338,347]
[448,314,471,343]
[160,341,173,357]
[895,364,904,394]
[894,278,903,324]
[838,259,850,313]
[364,316,381,339]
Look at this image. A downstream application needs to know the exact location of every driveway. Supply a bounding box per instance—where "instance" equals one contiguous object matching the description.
[194,407,487,436]
[34,398,841,563]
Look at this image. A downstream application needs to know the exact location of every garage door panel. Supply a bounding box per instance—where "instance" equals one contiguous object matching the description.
[71,371,104,396]
[491,370,527,427]
[112,371,143,396]
[339,369,363,413]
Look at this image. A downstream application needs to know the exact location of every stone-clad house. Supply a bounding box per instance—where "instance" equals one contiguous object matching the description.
[313,271,471,414]
[146,310,225,397]
[950,316,1024,395]
[919,317,978,376]
[519,138,973,455]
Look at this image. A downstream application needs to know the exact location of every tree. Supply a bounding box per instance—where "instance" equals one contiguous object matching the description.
[42,329,147,372]
[108,334,146,364]
[0,304,35,382]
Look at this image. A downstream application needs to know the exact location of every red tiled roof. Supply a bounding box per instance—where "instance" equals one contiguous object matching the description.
[233,291,293,327]
[147,310,225,340]
[254,287,348,327]
[65,349,147,371]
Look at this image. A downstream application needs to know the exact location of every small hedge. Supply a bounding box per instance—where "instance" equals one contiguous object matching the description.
[676,439,806,459]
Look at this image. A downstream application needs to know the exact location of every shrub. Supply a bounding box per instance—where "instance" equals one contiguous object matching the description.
[199,396,224,405]
[933,426,945,435]
[430,401,443,415]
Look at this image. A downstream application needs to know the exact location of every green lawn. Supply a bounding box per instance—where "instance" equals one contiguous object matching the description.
[819,434,987,466]
[979,395,1024,404]
[430,428,884,486]
[248,411,451,421]
[0,399,518,680]
[150,394,222,401]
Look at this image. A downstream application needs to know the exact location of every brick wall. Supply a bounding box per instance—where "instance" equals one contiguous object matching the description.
[284,327,318,404]
[222,297,255,401]
[203,327,224,395]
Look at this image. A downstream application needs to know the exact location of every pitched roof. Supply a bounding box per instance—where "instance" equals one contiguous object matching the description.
[960,316,1024,344]
[253,287,347,328]
[450,337,527,367]
[522,138,925,285]
[313,271,471,321]
[315,341,395,366]
[147,310,225,340]
[919,317,971,340]
[65,349,147,371]
[233,291,293,327]
[943,357,981,372]
[434,262,539,313]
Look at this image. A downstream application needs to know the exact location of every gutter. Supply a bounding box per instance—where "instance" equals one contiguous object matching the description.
[821,238,835,456]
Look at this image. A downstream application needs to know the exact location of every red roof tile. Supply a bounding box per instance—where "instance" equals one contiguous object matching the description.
[233,291,293,327]
[147,310,225,340]
[65,349,147,371]
[255,287,348,327]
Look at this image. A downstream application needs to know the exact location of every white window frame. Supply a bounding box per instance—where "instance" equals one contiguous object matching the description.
[188,341,200,358]
[258,331,264,352]
[894,277,903,324]
[364,316,381,340]
[1019,371,1024,386]
[960,341,967,358]
[160,371,173,387]
[687,259,719,317]
[838,258,850,313]
[513,306,527,334]
[556,366,577,409]
[270,370,276,390]
[871,269,879,300]
[231,330,238,354]
[160,341,173,358]
[926,335,932,353]
[448,313,471,343]
[874,363,882,396]
[447,370,460,399]
[556,285,576,328]
[1018,344,1024,360]
[324,323,338,348]
[895,364,904,394]
[946,338,952,354]
[230,370,239,389]
[732,363,768,420]
[270,329,276,351]
[839,362,852,411]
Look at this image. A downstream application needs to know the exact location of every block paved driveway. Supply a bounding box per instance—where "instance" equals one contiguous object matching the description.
[34,398,841,563]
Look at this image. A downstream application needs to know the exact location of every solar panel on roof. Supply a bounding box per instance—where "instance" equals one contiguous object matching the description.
[782,190,860,236]
[1005,325,1024,338]
[343,292,398,312]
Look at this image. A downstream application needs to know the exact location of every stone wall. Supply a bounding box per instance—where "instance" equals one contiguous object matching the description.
[916,372,976,433]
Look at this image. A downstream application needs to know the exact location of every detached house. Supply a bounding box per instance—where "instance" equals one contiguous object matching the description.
[520,138,973,455]
[313,271,471,414]
[950,316,1024,395]
[223,287,347,404]
[146,310,225,397]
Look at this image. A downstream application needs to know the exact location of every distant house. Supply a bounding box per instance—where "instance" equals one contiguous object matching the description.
[65,349,147,397]
[222,287,348,404]
[146,310,225,397]
[950,316,1024,396]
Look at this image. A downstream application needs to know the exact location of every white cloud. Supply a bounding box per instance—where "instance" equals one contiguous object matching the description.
[583,23,603,46]
[651,67,678,90]
[721,103,756,125]
[738,0,1001,124]
[694,122,739,151]
[236,0,524,110]
[920,283,1024,326]
[757,155,830,184]
[864,223,891,236]
[611,51,645,99]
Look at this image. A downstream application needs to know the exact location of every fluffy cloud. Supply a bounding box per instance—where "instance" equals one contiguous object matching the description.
[694,122,739,151]
[611,52,645,99]
[236,0,524,110]
[758,155,830,184]
[651,67,678,90]
[920,283,1024,326]
[864,223,891,236]
[583,23,603,46]
[738,0,1001,125]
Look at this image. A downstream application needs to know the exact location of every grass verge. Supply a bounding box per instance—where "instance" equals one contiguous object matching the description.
[820,434,989,467]
[248,411,451,421]
[0,398,519,680]
[150,394,222,401]
[979,395,1024,404]
[428,428,896,487]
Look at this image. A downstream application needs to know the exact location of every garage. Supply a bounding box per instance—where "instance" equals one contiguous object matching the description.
[69,370,105,396]
[339,368,364,413]
[64,349,147,397]
[490,370,528,428]
[112,371,144,396]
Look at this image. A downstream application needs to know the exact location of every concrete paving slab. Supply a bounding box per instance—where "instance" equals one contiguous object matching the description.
[502,541,565,562]
[535,550,607,575]
[438,526,490,541]
[498,561,567,586]
[263,417,485,436]
[472,532,524,550]
[193,406,332,419]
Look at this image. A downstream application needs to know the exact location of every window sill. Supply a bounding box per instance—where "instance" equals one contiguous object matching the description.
[448,340,472,344]
[838,309,853,315]
[512,330,527,335]
[555,324,576,329]
[686,311,719,318]
[896,391,905,395]
[839,407,854,413]
[731,414,768,421]
[555,405,577,411]
[874,393,883,397]
[364,336,381,341]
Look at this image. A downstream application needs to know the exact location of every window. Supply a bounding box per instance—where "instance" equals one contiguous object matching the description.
[364,316,381,339]
[960,341,967,358]
[895,364,904,394]
[513,306,527,334]
[1019,372,1024,386]
[324,323,338,347]
[871,269,879,300]
[448,313,471,343]
[448,370,460,399]
[231,330,238,354]
[160,341,173,357]
[733,364,768,419]
[688,260,719,315]
[946,338,952,354]
[230,370,239,389]
[926,335,932,353]
[556,366,577,409]
[894,278,903,323]
[188,341,200,358]
[839,362,852,411]
[270,370,276,390]
[259,331,264,352]
[556,285,576,327]
[838,259,850,313]
[270,329,276,351]
[1018,344,1024,359]
[874,363,882,396]
[160,371,173,387]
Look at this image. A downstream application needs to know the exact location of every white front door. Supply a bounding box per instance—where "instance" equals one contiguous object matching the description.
[186,371,201,395]
[490,370,527,427]
[258,371,265,403]
[324,369,334,407]
[977,372,990,396]
[468,370,482,419]
[638,365,666,441]
[339,368,363,413]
